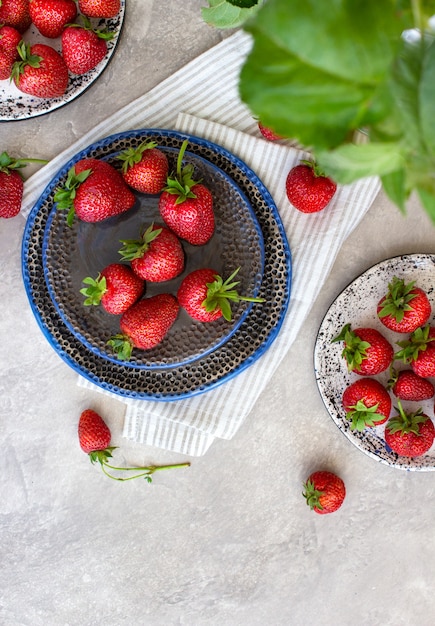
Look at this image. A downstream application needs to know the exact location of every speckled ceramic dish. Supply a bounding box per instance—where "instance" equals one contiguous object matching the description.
[0,2,125,121]
[42,146,265,369]
[314,254,435,471]
[22,129,292,401]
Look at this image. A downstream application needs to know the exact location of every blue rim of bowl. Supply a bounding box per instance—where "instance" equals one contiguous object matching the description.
[22,129,292,401]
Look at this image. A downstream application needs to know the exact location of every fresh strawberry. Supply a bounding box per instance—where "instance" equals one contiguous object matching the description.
[377,276,431,333]
[388,368,434,401]
[285,160,337,213]
[177,267,264,323]
[80,263,144,315]
[54,158,136,225]
[119,223,184,283]
[108,293,179,359]
[342,378,392,431]
[11,41,68,98]
[61,17,114,74]
[0,0,31,33]
[159,140,214,246]
[303,471,345,515]
[258,121,283,141]
[78,0,120,18]
[29,0,77,38]
[78,408,112,455]
[395,325,435,378]
[332,323,393,375]
[0,24,21,80]
[0,151,47,218]
[117,141,169,194]
[385,401,435,457]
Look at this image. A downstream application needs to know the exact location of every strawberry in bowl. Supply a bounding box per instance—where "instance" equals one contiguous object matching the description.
[332,323,393,376]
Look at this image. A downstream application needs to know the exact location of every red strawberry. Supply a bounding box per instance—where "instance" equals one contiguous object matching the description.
[258,121,283,141]
[11,41,68,98]
[159,140,214,246]
[342,378,392,431]
[108,293,179,360]
[54,158,136,225]
[0,151,47,218]
[377,276,431,333]
[29,0,77,38]
[388,368,434,402]
[332,323,393,375]
[286,160,337,213]
[78,408,112,455]
[303,471,345,515]
[61,18,114,74]
[0,0,31,33]
[385,401,435,457]
[0,24,21,80]
[117,141,169,194]
[119,223,184,283]
[395,325,435,378]
[177,267,264,323]
[78,0,120,18]
[80,263,144,315]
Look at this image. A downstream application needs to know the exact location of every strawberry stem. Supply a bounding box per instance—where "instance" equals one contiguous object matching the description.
[99,460,190,482]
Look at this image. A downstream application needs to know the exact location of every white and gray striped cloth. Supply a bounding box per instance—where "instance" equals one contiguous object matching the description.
[22,31,381,456]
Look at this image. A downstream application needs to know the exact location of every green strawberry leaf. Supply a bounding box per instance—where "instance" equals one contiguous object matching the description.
[201,0,263,29]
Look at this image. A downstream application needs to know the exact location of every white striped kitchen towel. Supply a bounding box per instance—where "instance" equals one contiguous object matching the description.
[22,29,381,455]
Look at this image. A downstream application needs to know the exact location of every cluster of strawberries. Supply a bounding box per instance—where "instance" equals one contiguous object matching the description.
[55,139,263,359]
[333,276,435,459]
[0,0,120,99]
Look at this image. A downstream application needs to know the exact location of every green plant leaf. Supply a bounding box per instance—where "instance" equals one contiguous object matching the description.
[380,169,408,213]
[201,0,262,29]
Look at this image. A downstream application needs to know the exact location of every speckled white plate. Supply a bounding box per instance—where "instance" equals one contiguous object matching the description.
[314,254,435,471]
[0,2,125,121]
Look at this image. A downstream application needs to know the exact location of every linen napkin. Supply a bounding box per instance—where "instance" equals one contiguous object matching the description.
[21,30,381,456]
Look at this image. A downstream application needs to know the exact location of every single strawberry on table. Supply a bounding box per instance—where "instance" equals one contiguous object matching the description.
[117,141,169,194]
[118,223,184,283]
[395,325,435,378]
[332,323,393,375]
[0,0,32,33]
[107,293,179,360]
[377,276,431,333]
[80,263,144,315]
[78,0,120,18]
[342,378,392,431]
[285,160,337,213]
[29,0,77,39]
[61,17,114,75]
[0,151,47,218]
[54,157,136,225]
[159,140,215,246]
[385,401,435,458]
[0,24,22,80]
[388,367,434,402]
[177,267,264,323]
[303,471,346,515]
[11,41,69,98]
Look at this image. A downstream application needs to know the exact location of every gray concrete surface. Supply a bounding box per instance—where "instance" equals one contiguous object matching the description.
[2,1,435,625]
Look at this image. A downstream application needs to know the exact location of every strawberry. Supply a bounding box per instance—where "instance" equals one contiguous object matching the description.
[0,0,31,33]
[54,158,136,225]
[119,223,184,283]
[61,17,114,75]
[80,263,144,315]
[388,368,434,402]
[395,325,435,378]
[0,151,47,218]
[29,0,77,38]
[332,323,393,375]
[285,160,337,213]
[117,141,169,194]
[177,267,264,323]
[78,0,120,18]
[385,401,435,457]
[159,140,215,246]
[258,121,283,141]
[0,24,21,80]
[11,41,69,98]
[377,276,431,333]
[303,471,345,515]
[108,293,179,360]
[342,378,392,431]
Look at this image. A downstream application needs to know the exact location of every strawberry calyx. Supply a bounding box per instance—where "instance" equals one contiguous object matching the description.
[203,267,265,321]
[80,273,107,306]
[302,479,325,511]
[331,323,370,372]
[117,141,159,173]
[300,159,327,178]
[10,41,41,79]
[107,333,134,361]
[65,14,114,40]
[118,223,162,261]
[345,399,384,431]
[0,150,48,177]
[386,401,427,437]
[54,165,93,226]
[395,325,435,364]
[163,139,200,204]
[378,276,418,322]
